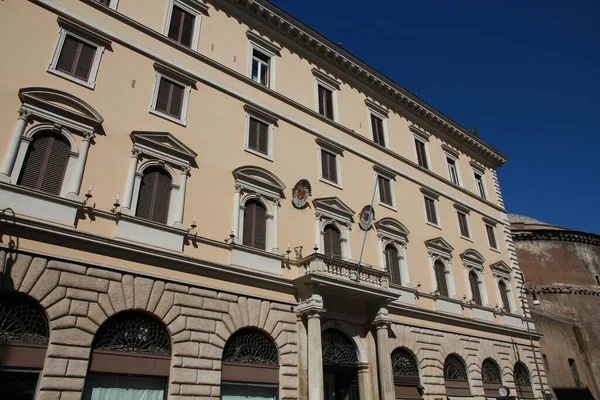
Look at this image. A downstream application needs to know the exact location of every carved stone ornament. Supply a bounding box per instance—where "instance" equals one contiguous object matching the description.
[292,179,312,209]
[358,205,375,231]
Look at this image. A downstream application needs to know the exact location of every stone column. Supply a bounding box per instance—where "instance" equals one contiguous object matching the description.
[67,131,95,200]
[298,295,325,400]
[173,165,190,228]
[271,198,280,253]
[232,183,242,243]
[374,309,394,400]
[358,363,373,400]
[0,109,30,182]
[314,211,322,253]
[120,149,141,214]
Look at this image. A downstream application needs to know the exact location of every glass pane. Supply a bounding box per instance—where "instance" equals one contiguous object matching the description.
[222,383,277,400]
[251,59,260,82]
[0,370,40,400]
[83,374,166,400]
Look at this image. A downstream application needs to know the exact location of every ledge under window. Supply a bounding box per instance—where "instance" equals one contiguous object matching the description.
[230,244,283,275]
[115,214,187,252]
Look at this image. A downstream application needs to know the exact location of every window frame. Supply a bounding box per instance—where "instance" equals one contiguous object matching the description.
[446,156,461,186]
[454,204,471,240]
[314,197,354,260]
[92,0,119,10]
[474,171,487,199]
[149,65,194,126]
[48,26,107,89]
[374,166,397,211]
[425,237,456,298]
[240,196,271,251]
[421,188,440,228]
[367,103,389,148]
[317,139,343,189]
[594,274,600,286]
[491,261,516,313]
[248,43,276,89]
[163,0,205,50]
[411,126,431,170]
[484,219,499,251]
[375,218,410,288]
[315,81,337,121]
[243,105,278,161]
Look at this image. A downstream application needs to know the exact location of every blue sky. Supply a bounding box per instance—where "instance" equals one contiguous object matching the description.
[271,0,600,233]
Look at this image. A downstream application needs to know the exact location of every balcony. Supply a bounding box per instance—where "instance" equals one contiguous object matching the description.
[294,253,395,301]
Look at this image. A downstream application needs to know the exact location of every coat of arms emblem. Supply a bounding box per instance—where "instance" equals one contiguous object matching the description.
[292,179,312,209]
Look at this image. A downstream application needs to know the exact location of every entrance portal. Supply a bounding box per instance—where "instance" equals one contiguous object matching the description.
[322,328,359,400]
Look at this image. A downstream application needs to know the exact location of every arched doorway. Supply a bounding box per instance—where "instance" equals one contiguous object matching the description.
[322,328,359,400]
[83,310,171,400]
[0,292,49,400]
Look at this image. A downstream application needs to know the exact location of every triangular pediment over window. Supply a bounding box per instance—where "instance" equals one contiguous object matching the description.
[425,237,454,255]
[491,261,512,275]
[131,131,197,166]
[460,249,485,265]
[313,197,354,222]
[233,165,286,197]
[375,217,410,241]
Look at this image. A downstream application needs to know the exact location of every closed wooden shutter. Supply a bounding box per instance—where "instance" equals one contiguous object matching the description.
[434,261,448,296]
[499,281,511,312]
[457,212,469,237]
[321,150,337,183]
[18,133,70,196]
[168,5,195,47]
[135,167,172,224]
[378,176,392,205]
[56,35,96,80]
[486,225,497,248]
[323,225,342,257]
[469,271,482,305]
[371,115,385,146]
[155,78,185,119]
[242,200,267,250]
[248,117,269,154]
[424,197,437,225]
[385,245,401,285]
[318,85,334,119]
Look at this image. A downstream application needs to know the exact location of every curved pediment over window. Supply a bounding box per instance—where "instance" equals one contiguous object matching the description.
[376,217,410,241]
[19,87,103,132]
[233,165,286,197]
[460,249,486,265]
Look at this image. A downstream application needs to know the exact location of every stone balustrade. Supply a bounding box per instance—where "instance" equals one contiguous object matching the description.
[299,253,390,288]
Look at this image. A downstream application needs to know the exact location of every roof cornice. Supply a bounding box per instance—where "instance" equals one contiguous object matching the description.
[511,228,600,247]
[220,0,508,168]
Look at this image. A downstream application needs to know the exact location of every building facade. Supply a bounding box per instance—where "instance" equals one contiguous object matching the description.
[0,1,547,399]
[510,215,600,400]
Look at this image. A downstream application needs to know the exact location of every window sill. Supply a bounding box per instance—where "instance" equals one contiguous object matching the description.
[149,109,187,126]
[115,214,186,251]
[379,201,397,212]
[460,235,473,242]
[489,247,501,253]
[319,177,343,190]
[244,147,273,162]
[48,68,96,90]
[426,221,442,230]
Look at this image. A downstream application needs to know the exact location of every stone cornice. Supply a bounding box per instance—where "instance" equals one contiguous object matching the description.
[527,285,600,297]
[511,228,600,247]
[219,0,508,168]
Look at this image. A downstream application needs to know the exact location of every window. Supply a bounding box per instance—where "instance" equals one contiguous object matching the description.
[447,157,460,185]
[243,105,277,160]
[318,84,335,120]
[92,0,118,9]
[251,48,271,87]
[320,149,339,184]
[486,224,498,249]
[49,24,107,88]
[150,65,194,125]
[457,211,470,238]
[378,175,393,207]
[469,270,482,305]
[474,172,487,199]
[248,117,269,155]
[514,362,534,399]
[323,224,343,257]
[424,196,438,225]
[135,167,172,224]
[243,200,267,250]
[481,358,502,398]
[164,0,205,49]
[594,274,600,286]
[391,348,421,399]
[498,280,511,312]
[18,132,70,196]
[371,114,386,146]
[434,260,449,297]
[415,139,429,169]
[385,244,402,285]
[444,355,471,397]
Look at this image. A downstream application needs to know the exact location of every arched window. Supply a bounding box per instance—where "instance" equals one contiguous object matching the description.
[243,199,267,250]
[322,328,358,366]
[0,293,49,400]
[444,354,470,396]
[83,311,171,400]
[569,358,582,387]
[469,270,482,305]
[499,280,511,312]
[221,328,279,400]
[135,166,172,224]
[514,362,534,399]
[385,244,402,285]
[391,348,421,399]
[323,224,342,257]
[18,132,70,195]
[434,260,449,297]
[482,358,502,397]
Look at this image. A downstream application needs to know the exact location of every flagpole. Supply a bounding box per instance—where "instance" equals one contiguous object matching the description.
[356,176,378,281]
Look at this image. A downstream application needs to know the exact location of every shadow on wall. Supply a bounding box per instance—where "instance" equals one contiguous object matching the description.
[0,207,19,291]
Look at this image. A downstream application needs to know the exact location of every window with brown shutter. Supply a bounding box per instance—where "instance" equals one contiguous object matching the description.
[167,5,195,47]
[247,117,269,155]
[424,197,437,225]
[415,139,429,169]
[378,176,393,206]
[56,34,97,81]
[18,132,70,196]
[323,224,342,257]
[457,211,470,238]
[469,271,482,305]
[371,114,385,146]
[93,0,111,6]
[321,149,338,183]
[486,224,498,249]
[318,85,334,119]
[498,280,511,312]
[154,77,185,119]
[385,244,401,285]
[434,260,449,297]
[135,167,172,224]
[243,200,267,250]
